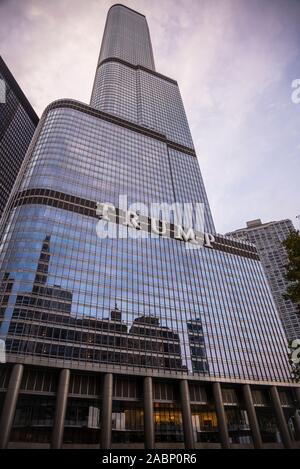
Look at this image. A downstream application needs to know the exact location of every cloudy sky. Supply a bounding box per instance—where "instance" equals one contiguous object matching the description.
[1,0,300,234]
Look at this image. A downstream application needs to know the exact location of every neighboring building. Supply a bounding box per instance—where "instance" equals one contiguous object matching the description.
[0,4,299,450]
[0,56,39,218]
[227,219,300,342]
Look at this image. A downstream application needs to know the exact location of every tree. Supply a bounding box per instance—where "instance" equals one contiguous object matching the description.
[283,231,300,382]
[288,340,300,383]
[282,230,300,316]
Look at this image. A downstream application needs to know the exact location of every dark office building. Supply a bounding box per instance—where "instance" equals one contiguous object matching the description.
[0,5,299,449]
[0,56,39,218]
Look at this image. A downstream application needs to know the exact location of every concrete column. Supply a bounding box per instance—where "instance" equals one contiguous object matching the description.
[180,379,195,449]
[51,368,70,449]
[144,377,155,449]
[212,382,230,449]
[294,409,300,441]
[293,388,300,440]
[270,386,292,449]
[101,373,113,449]
[242,384,263,449]
[0,364,24,449]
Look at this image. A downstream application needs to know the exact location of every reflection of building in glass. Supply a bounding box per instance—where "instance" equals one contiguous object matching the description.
[3,236,184,371]
[0,56,38,218]
[0,4,300,450]
[186,320,209,374]
[129,316,185,370]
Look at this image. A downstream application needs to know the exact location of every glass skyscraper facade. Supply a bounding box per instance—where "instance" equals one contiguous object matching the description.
[227,218,300,342]
[0,4,299,450]
[0,56,39,218]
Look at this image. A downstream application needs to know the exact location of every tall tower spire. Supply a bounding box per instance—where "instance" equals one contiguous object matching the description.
[90,6,215,233]
[97,4,155,69]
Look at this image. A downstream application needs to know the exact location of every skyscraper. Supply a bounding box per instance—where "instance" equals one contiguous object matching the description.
[0,56,39,218]
[227,219,300,342]
[0,4,299,450]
